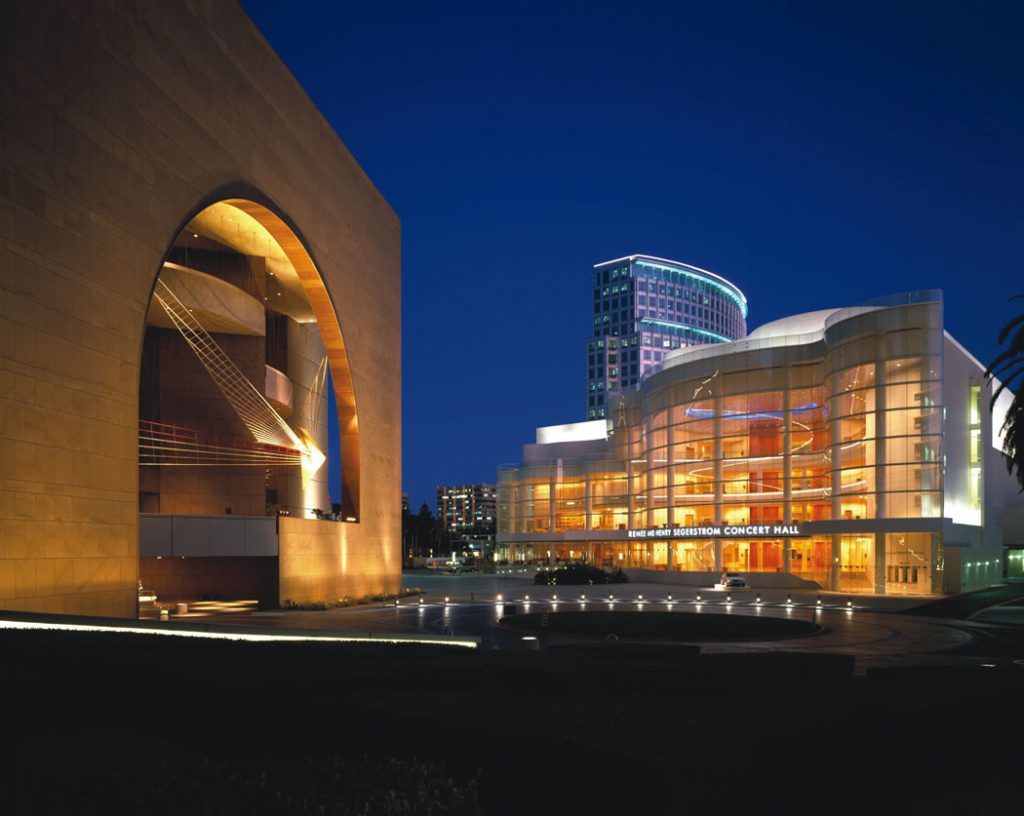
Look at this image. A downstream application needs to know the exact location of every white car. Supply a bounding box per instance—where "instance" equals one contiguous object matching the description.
[721,572,747,588]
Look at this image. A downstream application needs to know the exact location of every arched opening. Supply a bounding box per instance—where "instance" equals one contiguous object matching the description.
[137,196,360,610]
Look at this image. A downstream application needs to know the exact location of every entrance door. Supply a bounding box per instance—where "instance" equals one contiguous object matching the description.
[839,535,874,592]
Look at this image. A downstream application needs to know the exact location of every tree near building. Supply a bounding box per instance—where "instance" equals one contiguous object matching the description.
[987,295,1024,491]
[402,501,440,557]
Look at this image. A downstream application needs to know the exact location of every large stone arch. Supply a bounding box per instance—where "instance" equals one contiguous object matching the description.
[144,188,363,519]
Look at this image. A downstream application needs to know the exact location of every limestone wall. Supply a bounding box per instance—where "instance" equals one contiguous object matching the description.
[1,0,401,616]
[279,517,399,604]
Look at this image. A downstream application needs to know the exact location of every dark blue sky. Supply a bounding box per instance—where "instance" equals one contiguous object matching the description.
[241,0,1023,512]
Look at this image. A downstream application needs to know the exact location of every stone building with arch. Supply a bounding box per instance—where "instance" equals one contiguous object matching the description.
[1,1,401,616]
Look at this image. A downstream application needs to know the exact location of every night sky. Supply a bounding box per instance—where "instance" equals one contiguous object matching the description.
[240,0,1023,513]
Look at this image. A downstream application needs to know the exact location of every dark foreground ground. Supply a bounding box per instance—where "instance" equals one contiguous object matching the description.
[2,628,1022,816]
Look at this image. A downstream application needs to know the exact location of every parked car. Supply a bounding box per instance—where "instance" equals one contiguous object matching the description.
[721,571,747,588]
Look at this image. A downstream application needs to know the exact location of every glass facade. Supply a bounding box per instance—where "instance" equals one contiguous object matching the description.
[587,256,748,420]
[504,295,951,595]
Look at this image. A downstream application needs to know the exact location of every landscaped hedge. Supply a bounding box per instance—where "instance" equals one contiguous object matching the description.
[533,564,629,585]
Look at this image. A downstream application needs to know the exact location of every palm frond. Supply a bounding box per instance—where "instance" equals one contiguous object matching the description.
[989,295,1024,491]
[996,311,1024,347]
[989,361,1024,406]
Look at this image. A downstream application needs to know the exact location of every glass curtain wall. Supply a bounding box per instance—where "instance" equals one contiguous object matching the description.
[669,398,716,526]
[497,299,944,592]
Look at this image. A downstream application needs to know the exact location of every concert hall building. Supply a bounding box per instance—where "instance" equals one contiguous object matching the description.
[498,291,1023,595]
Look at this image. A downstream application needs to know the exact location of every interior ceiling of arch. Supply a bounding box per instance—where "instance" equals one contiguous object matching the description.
[181,201,317,324]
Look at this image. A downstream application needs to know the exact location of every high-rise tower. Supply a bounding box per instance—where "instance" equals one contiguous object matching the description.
[586,255,748,418]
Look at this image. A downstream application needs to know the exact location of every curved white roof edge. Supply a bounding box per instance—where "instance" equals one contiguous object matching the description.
[747,308,841,340]
[593,254,747,305]
[656,305,884,373]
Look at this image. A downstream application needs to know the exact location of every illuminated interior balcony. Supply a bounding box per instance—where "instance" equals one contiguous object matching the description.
[265,364,294,418]
[146,262,265,336]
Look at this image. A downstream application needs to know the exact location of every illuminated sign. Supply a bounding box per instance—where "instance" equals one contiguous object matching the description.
[627,524,805,539]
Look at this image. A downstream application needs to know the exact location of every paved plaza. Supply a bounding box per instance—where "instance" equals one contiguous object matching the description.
[198,570,1024,674]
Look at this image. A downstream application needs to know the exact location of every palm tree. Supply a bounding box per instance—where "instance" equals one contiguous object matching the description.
[987,295,1024,491]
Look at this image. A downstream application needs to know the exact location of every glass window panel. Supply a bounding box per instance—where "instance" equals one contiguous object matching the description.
[790,501,831,522]
[746,392,785,415]
[721,505,754,524]
[671,399,713,425]
[789,538,832,584]
[789,363,825,388]
[885,490,941,518]
[747,503,784,523]
[721,435,749,459]
[837,439,873,468]
[838,414,875,443]
[885,434,941,464]
[839,466,875,494]
[722,540,784,573]
[839,494,876,520]
[834,364,876,393]
[671,503,715,526]
[836,388,877,417]
[671,539,715,571]
[839,535,874,592]
[590,507,628,531]
[884,406,941,437]
[648,467,668,489]
[884,381,941,411]
[884,355,941,384]
[674,419,715,439]
[885,533,935,594]
[648,428,668,450]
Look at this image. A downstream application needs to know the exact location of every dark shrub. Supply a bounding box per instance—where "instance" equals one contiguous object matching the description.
[533,564,630,585]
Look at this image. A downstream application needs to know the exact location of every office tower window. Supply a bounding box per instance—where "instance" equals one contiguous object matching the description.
[586,256,746,417]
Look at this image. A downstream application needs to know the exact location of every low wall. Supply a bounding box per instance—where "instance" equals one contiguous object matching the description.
[624,569,821,590]
[139,515,278,557]
[278,517,400,604]
[942,545,1005,594]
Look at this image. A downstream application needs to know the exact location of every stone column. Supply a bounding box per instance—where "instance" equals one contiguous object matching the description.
[874,533,886,594]
[714,394,724,574]
[548,465,557,534]
[831,534,841,591]
[627,459,637,529]
[830,385,842,591]
[782,383,793,577]
[666,421,675,572]
[875,361,887,519]
[714,396,724,525]
[783,383,793,520]
[646,417,656,530]
[585,473,593,532]
[830,388,842,522]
